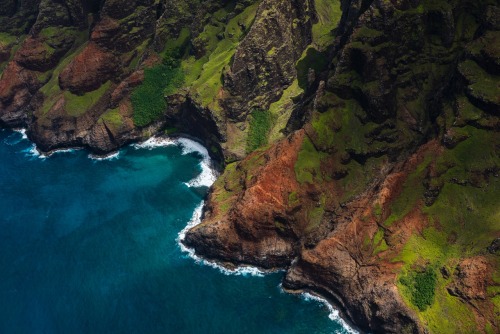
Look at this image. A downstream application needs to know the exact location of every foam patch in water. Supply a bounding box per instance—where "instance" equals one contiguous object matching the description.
[302,292,359,334]
[88,151,120,161]
[132,136,177,150]
[133,136,218,188]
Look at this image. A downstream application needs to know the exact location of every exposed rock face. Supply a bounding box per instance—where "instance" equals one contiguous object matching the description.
[185,1,500,333]
[0,0,499,333]
[59,42,120,94]
[222,0,315,120]
[448,257,490,301]
[185,131,306,268]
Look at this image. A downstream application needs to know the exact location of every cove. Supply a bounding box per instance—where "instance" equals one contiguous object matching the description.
[0,129,354,334]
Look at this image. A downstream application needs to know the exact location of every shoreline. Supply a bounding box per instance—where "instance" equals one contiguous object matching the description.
[177,195,360,334]
[6,127,359,333]
[8,127,224,169]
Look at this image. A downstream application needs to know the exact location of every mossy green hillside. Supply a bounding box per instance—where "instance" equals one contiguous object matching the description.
[296,47,329,89]
[39,41,88,116]
[99,108,124,131]
[294,135,327,185]
[0,32,16,46]
[64,82,110,117]
[184,3,259,113]
[459,59,500,106]
[211,162,242,218]
[131,59,184,127]
[399,267,437,312]
[268,79,303,142]
[312,0,342,49]
[389,125,500,333]
[0,32,22,72]
[246,109,272,153]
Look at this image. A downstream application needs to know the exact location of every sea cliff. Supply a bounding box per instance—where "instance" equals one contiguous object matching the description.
[0,0,499,333]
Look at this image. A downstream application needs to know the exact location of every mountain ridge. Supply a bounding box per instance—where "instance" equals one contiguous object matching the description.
[0,0,499,333]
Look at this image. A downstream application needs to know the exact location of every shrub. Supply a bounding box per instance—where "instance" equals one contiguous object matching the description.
[246,109,272,153]
[132,55,184,127]
[400,267,437,311]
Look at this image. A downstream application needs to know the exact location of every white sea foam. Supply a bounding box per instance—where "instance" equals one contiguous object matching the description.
[177,201,273,277]
[175,138,218,188]
[21,145,81,159]
[301,292,359,334]
[133,136,218,188]
[13,128,28,140]
[132,136,177,150]
[22,143,46,159]
[88,151,120,161]
[178,202,359,333]
[3,128,27,146]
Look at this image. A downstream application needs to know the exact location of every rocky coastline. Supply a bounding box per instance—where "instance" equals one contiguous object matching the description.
[1,0,499,333]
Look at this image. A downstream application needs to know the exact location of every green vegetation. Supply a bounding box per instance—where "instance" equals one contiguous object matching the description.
[39,42,87,115]
[294,136,326,184]
[268,79,303,142]
[389,123,500,332]
[372,229,389,255]
[459,59,500,105]
[0,32,20,72]
[99,108,123,130]
[0,32,16,46]
[183,3,259,113]
[399,267,437,311]
[383,154,432,227]
[246,109,272,153]
[288,191,299,206]
[306,194,326,232]
[296,47,329,89]
[64,82,110,117]
[373,203,382,219]
[312,0,342,49]
[211,162,244,218]
[131,57,184,127]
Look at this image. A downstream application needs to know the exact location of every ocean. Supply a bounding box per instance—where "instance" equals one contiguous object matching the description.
[0,129,355,334]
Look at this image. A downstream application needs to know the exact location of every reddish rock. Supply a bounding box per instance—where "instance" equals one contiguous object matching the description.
[110,70,144,105]
[184,131,306,268]
[14,36,60,71]
[90,16,121,47]
[448,257,490,301]
[59,42,119,94]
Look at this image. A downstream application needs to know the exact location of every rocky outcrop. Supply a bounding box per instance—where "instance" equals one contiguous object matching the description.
[185,1,500,333]
[222,0,315,120]
[184,131,306,268]
[0,0,499,333]
[59,42,120,94]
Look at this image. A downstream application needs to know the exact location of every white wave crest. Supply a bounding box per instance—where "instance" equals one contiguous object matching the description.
[175,138,217,188]
[13,128,28,140]
[301,292,359,334]
[132,136,177,150]
[22,144,46,159]
[22,145,82,159]
[133,136,217,188]
[88,151,120,161]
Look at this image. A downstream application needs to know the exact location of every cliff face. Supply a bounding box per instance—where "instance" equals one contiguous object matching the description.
[1,0,499,333]
[184,0,500,333]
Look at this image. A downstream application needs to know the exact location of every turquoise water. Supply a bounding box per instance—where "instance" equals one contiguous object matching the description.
[0,129,354,334]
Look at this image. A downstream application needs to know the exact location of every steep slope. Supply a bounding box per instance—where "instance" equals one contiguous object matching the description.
[0,0,499,333]
[184,0,500,333]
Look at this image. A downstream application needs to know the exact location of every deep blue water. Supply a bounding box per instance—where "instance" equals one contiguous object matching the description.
[0,129,354,334]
